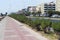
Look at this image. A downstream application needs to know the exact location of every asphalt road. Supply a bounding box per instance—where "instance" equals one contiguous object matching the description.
[0,16,49,40]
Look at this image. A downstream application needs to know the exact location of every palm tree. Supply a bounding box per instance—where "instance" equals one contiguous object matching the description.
[37,11,41,17]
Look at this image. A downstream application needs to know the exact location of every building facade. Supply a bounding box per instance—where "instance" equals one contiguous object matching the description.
[27,6,36,13]
[36,5,41,12]
[26,2,55,16]
[56,0,60,12]
[41,2,55,15]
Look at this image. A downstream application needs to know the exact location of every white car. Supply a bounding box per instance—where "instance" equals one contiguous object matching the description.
[51,14,60,18]
[30,15,33,16]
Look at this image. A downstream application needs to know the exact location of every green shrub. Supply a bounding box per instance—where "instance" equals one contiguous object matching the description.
[31,19,41,26]
[52,22,60,32]
[9,14,28,23]
[9,13,60,32]
[40,19,51,30]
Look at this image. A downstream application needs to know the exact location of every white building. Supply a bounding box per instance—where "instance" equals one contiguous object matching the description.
[36,5,41,12]
[27,6,36,13]
[40,2,55,16]
[26,2,55,16]
[56,0,60,12]
[40,4,44,15]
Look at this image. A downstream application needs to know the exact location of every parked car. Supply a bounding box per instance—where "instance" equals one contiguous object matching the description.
[40,13,49,17]
[30,15,33,16]
[51,14,60,18]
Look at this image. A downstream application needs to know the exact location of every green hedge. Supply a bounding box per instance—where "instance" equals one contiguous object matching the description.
[52,22,60,32]
[9,13,60,32]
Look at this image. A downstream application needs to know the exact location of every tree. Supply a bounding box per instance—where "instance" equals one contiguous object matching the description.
[48,10,60,17]
[32,12,36,16]
[5,12,8,16]
[25,12,31,16]
[1,13,3,16]
[54,11,60,15]
[37,11,41,17]
[48,10,54,17]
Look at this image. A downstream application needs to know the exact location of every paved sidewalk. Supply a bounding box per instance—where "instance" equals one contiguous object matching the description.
[0,16,49,40]
[0,17,7,40]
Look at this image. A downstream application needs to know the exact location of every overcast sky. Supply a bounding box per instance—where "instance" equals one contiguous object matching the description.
[0,0,55,14]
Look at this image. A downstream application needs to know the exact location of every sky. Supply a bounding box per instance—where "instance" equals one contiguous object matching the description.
[0,0,55,14]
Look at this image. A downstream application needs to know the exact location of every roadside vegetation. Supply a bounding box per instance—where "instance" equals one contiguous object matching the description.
[9,13,60,40]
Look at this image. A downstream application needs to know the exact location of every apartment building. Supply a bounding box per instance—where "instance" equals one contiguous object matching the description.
[56,0,60,12]
[40,2,55,16]
[26,2,55,16]
[27,6,36,13]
